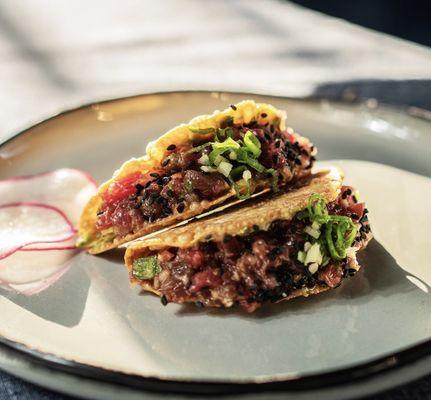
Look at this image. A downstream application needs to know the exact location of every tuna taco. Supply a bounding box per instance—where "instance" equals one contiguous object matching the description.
[124,167,372,312]
[78,100,315,253]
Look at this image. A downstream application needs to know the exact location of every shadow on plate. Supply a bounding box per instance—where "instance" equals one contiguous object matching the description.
[0,253,91,327]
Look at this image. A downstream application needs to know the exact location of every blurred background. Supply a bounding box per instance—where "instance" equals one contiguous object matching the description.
[1,0,431,139]
[292,0,431,47]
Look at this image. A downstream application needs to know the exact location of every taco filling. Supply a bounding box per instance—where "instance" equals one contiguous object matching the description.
[96,120,314,238]
[129,186,371,312]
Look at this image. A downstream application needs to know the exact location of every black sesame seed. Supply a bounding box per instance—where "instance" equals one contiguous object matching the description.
[223,234,233,242]
[161,176,171,184]
[150,173,160,178]
[351,213,360,220]
[195,301,205,308]
[264,132,271,141]
[342,191,348,199]
[161,296,168,306]
[275,140,281,148]
[163,207,173,216]
[346,188,352,196]
[96,210,104,216]
[261,113,267,118]
[156,196,167,205]
[167,144,176,151]
[161,158,170,167]
[177,203,185,213]
[352,195,358,203]
[360,214,369,224]
[230,104,237,111]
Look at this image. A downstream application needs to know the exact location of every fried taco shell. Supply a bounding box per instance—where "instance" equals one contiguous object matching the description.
[78,100,315,254]
[125,167,372,312]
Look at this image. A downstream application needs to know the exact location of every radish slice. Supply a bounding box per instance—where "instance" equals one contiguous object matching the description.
[0,202,75,260]
[0,247,77,284]
[1,259,73,295]
[0,168,97,226]
[22,236,76,251]
[0,169,97,295]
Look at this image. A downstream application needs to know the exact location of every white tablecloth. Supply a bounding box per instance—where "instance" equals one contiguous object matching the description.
[1,0,431,139]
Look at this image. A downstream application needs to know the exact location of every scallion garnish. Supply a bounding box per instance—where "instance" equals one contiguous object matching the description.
[299,194,358,263]
[187,123,280,199]
[189,127,216,134]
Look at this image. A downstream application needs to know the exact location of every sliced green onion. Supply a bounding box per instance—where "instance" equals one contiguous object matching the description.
[201,165,218,173]
[266,168,279,192]
[228,176,251,200]
[212,137,240,151]
[186,143,212,154]
[218,161,233,177]
[305,225,320,239]
[244,130,262,157]
[300,193,359,262]
[242,169,252,181]
[297,251,305,263]
[189,127,216,134]
[132,256,160,280]
[217,127,234,141]
[230,165,248,181]
[198,154,210,165]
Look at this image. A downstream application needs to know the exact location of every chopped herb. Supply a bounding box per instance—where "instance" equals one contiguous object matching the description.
[189,126,216,134]
[132,256,160,280]
[300,194,358,262]
[243,130,262,157]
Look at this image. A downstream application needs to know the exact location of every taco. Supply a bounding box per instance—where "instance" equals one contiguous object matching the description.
[78,100,315,253]
[125,167,372,312]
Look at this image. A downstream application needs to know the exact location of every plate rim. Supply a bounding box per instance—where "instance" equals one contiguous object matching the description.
[1,89,431,395]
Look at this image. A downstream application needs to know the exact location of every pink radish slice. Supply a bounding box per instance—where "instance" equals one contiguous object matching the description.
[0,247,77,284]
[3,261,72,295]
[0,168,97,226]
[0,202,75,260]
[22,236,77,251]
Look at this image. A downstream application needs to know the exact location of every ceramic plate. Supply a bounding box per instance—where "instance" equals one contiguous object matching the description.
[1,91,431,400]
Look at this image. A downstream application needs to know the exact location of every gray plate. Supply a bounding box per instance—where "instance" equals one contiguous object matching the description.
[1,91,431,399]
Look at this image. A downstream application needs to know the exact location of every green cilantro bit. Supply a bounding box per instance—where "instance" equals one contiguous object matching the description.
[132,256,160,280]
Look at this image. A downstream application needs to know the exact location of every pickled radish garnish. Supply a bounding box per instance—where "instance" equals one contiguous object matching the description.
[0,203,75,260]
[0,247,77,284]
[0,168,97,225]
[0,168,97,295]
